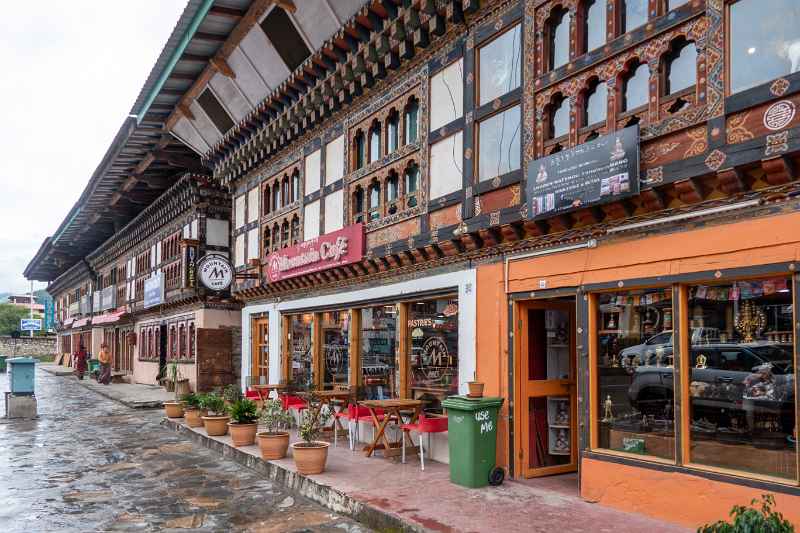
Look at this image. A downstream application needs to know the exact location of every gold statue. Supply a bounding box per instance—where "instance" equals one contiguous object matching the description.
[735,300,767,342]
[602,395,614,422]
[695,353,708,369]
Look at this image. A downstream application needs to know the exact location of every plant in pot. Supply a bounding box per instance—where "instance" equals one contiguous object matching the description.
[199,392,230,436]
[256,398,294,460]
[182,393,204,428]
[222,383,243,406]
[163,362,185,418]
[227,397,259,447]
[291,401,332,475]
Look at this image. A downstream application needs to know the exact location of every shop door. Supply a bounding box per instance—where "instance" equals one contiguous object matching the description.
[251,317,269,385]
[518,300,577,478]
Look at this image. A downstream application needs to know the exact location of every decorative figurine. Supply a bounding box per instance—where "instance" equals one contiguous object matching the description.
[735,300,767,342]
[602,395,614,422]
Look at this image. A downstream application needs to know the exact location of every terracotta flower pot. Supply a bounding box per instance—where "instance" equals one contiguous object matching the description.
[202,415,231,436]
[164,401,184,418]
[257,432,290,460]
[228,422,258,447]
[291,441,330,475]
[467,381,485,398]
[184,408,204,428]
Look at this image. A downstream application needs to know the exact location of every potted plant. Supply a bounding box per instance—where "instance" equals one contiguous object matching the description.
[222,383,243,405]
[256,398,294,460]
[290,401,332,475]
[227,397,259,446]
[199,392,230,436]
[163,362,185,418]
[182,393,204,428]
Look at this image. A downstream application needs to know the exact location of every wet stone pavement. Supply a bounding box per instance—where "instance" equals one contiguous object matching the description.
[0,370,370,533]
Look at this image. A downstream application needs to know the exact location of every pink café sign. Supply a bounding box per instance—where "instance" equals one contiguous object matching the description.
[266,223,365,283]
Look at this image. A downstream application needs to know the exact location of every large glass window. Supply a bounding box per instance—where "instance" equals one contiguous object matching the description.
[623,62,650,112]
[289,313,314,388]
[479,24,522,106]
[322,311,350,390]
[584,0,606,52]
[409,297,459,413]
[478,105,521,181]
[730,0,800,93]
[622,0,648,32]
[596,288,675,460]
[688,278,796,480]
[361,305,399,400]
[549,8,572,71]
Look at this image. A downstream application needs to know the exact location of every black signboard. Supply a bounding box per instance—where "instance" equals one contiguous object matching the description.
[526,125,640,219]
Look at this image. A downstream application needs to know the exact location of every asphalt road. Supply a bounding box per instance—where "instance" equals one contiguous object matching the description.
[0,369,369,533]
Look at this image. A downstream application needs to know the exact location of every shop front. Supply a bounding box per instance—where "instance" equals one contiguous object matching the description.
[241,268,476,463]
[476,208,800,526]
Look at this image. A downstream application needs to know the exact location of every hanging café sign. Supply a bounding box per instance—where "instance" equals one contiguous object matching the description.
[266,224,365,283]
[526,124,640,219]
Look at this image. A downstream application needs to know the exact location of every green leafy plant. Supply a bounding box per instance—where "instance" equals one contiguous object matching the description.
[698,494,794,533]
[259,399,294,434]
[168,362,181,400]
[222,383,243,403]
[181,393,201,409]
[297,396,332,445]
[199,392,226,416]
[228,398,259,425]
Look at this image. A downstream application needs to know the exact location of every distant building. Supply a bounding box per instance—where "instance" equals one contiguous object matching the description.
[7,294,44,315]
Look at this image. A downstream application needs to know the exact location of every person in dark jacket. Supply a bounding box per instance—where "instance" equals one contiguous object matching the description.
[74,345,87,380]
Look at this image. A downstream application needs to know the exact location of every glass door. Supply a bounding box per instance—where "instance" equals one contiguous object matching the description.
[251,317,270,385]
[519,300,577,477]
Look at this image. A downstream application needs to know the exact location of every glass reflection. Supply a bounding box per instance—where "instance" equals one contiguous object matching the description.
[409,298,459,413]
[478,105,521,181]
[479,25,522,105]
[361,305,398,400]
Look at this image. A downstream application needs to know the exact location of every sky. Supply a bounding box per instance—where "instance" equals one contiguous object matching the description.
[0,1,186,295]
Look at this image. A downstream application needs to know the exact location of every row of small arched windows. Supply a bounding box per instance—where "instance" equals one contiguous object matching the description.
[352,162,420,223]
[263,170,301,215]
[353,97,420,171]
[263,216,301,253]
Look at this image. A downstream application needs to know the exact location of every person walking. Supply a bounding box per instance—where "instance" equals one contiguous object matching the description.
[98,343,112,385]
[74,344,88,380]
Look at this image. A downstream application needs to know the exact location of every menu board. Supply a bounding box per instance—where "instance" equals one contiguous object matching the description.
[526,125,640,219]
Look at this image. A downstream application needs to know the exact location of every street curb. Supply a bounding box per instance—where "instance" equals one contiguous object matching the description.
[39,366,164,409]
[38,365,73,377]
[162,418,421,533]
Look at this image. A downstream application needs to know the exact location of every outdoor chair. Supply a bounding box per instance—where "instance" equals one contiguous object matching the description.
[401,413,448,471]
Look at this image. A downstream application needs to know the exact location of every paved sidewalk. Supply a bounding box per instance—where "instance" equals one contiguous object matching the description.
[166,418,691,533]
[40,363,172,408]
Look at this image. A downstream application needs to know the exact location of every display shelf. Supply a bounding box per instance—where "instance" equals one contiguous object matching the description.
[548,426,571,455]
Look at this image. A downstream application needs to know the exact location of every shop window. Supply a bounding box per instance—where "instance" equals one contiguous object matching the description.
[584,78,608,127]
[361,305,398,400]
[353,187,365,223]
[730,0,800,93]
[622,0,648,33]
[292,170,300,203]
[289,314,314,388]
[322,311,350,389]
[404,97,419,145]
[549,7,571,71]
[281,221,290,247]
[291,217,300,244]
[404,163,419,208]
[596,288,675,460]
[549,95,570,139]
[687,278,796,480]
[479,24,521,106]
[354,130,366,170]
[369,120,382,164]
[663,39,697,96]
[583,0,606,53]
[478,104,521,182]
[408,297,459,413]
[622,61,650,112]
[387,110,399,153]
[368,180,381,221]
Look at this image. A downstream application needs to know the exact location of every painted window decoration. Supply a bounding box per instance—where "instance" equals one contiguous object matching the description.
[622,61,650,112]
[480,24,521,105]
[322,311,350,390]
[596,288,675,460]
[549,8,572,71]
[289,314,314,388]
[369,120,382,164]
[169,325,178,361]
[404,97,419,145]
[550,95,570,139]
[354,130,366,170]
[584,0,606,53]
[729,0,800,93]
[584,79,608,127]
[478,104,521,182]
[361,305,398,400]
[687,278,796,481]
[663,38,697,96]
[387,111,400,153]
[408,297,459,413]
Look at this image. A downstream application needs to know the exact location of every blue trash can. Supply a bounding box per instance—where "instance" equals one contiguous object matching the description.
[8,357,37,395]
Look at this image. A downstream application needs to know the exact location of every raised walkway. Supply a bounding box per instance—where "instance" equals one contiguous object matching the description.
[39,364,172,408]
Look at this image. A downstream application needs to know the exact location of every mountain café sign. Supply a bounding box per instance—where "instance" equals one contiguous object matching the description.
[266,224,365,283]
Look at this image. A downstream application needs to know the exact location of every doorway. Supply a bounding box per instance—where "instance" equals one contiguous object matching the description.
[158,324,168,379]
[515,297,578,478]
[251,316,270,386]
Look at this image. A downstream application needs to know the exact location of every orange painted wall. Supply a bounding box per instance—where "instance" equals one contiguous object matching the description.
[581,457,800,528]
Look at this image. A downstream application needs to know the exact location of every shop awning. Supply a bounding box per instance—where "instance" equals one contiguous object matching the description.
[92,309,127,325]
[62,317,74,327]
[72,317,91,328]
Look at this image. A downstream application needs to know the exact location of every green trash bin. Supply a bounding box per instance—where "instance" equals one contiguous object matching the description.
[0,355,7,373]
[442,395,505,488]
[88,359,100,375]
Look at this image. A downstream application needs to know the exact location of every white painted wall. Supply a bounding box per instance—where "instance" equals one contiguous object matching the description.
[325,135,345,185]
[303,200,320,241]
[206,219,229,247]
[429,59,464,131]
[323,189,344,233]
[429,132,463,200]
[304,149,321,195]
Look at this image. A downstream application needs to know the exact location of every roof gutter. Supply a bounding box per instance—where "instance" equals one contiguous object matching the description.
[133,0,215,124]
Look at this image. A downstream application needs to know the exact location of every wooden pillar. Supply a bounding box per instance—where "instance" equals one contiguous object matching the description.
[678,285,691,464]
[313,312,323,389]
[398,302,409,399]
[587,293,599,450]
[349,308,362,393]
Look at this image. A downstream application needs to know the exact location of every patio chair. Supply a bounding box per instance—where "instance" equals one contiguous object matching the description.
[401,413,448,471]
[334,403,391,450]
[280,393,308,425]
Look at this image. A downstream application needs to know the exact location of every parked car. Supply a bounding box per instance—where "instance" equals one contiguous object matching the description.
[619,327,719,367]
